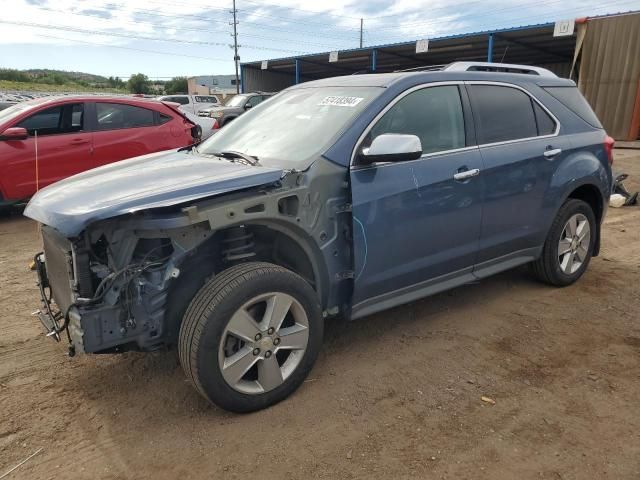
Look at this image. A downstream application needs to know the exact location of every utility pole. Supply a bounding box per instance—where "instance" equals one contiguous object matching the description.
[231,0,240,94]
[359,18,363,48]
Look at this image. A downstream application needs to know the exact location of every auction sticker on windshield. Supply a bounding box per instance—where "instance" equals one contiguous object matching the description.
[318,96,364,107]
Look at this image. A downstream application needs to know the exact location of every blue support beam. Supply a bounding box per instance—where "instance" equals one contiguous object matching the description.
[371,48,377,72]
[295,59,300,84]
[487,33,494,63]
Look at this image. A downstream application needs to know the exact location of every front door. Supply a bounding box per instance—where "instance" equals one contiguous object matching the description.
[5,102,91,200]
[350,84,484,314]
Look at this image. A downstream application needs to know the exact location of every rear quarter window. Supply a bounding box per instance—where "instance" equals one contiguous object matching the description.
[96,103,155,130]
[543,86,602,129]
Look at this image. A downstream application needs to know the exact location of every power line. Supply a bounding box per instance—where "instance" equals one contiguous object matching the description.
[369,0,584,32]
[367,0,639,41]
[35,5,356,49]
[35,34,231,61]
[238,0,362,20]
[0,19,311,54]
[36,4,362,42]
[364,0,637,38]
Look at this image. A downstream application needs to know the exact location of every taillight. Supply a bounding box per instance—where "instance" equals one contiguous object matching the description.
[212,119,220,130]
[604,135,615,165]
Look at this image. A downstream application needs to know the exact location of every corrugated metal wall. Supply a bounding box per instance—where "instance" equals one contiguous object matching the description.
[578,13,640,140]
[243,67,297,92]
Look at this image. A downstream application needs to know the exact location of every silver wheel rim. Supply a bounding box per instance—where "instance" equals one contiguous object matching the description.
[218,292,309,395]
[558,213,590,275]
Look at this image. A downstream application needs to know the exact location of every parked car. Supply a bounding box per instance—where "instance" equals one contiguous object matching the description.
[198,92,274,128]
[157,94,221,115]
[0,101,17,111]
[183,111,217,140]
[0,96,200,205]
[26,62,613,413]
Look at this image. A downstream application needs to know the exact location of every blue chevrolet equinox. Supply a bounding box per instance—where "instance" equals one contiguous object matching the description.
[26,62,614,412]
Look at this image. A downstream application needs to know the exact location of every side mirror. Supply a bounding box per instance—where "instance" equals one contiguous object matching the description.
[244,103,253,110]
[360,134,422,164]
[0,127,28,141]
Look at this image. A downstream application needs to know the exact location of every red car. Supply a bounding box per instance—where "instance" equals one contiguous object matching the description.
[0,96,199,205]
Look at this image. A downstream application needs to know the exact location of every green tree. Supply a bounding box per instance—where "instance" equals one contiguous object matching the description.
[107,76,125,89]
[127,73,151,94]
[0,69,30,82]
[164,76,188,95]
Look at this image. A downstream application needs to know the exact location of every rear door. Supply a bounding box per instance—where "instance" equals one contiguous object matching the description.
[5,102,91,199]
[90,101,173,168]
[466,82,569,272]
[350,84,484,310]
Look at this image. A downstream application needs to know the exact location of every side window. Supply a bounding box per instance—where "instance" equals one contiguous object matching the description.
[96,103,155,130]
[166,96,189,105]
[246,96,262,107]
[158,113,172,125]
[469,85,537,144]
[533,101,556,136]
[369,85,466,155]
[543,86,602,128]
[18,106,62,135]
[17,103,84,136]
[70,104,84,131]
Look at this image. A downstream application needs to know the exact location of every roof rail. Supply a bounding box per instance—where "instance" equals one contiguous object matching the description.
[393,64,447,73]
[443,62,557,78]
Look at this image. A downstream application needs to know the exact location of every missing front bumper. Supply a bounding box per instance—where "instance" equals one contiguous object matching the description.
[33,252,83,355]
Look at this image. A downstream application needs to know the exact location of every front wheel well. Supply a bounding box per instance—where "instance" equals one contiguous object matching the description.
[164,224,321,345]
[566,184,604,256]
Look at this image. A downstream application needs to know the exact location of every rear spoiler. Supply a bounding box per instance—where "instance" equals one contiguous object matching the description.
[161,101,194,125]
[160,101,201,141]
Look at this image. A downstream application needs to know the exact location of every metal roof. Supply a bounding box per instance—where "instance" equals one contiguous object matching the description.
[242,23,574,80]
[241,11,640,81]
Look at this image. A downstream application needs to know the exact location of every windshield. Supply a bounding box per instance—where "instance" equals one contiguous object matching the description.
[0,102,36,124]
[198,86,380,166]
[226,95,248,107]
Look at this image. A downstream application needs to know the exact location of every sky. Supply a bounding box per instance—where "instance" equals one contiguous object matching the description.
[0,0,639,80]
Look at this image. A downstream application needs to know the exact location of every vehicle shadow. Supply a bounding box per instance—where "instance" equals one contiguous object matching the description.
[70,265,545,420]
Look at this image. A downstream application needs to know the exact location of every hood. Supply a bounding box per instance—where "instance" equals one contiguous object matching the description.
[24,149,283,237]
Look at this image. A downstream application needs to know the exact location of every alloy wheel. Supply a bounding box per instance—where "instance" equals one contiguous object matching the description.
[218,292,309,394]
[558,213,590,275]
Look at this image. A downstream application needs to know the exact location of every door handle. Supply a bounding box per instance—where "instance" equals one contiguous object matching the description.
[453,168,480,181]
[544,148,562,159]
[70,138,89,145]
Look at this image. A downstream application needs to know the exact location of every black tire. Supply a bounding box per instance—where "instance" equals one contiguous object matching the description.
[179,262,323,412]
[531,199,596,286]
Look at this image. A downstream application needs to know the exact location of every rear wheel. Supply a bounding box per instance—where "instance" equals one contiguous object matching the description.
[179,262,323,412]
[531,199,596,286]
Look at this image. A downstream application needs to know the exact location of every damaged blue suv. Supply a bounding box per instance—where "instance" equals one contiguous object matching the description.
[26,62,614,412]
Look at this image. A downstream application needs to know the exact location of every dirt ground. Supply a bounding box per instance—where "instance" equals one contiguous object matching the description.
[1,150,639,480]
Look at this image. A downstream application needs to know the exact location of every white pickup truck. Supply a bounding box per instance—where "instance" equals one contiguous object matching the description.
[157,94,221,115]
